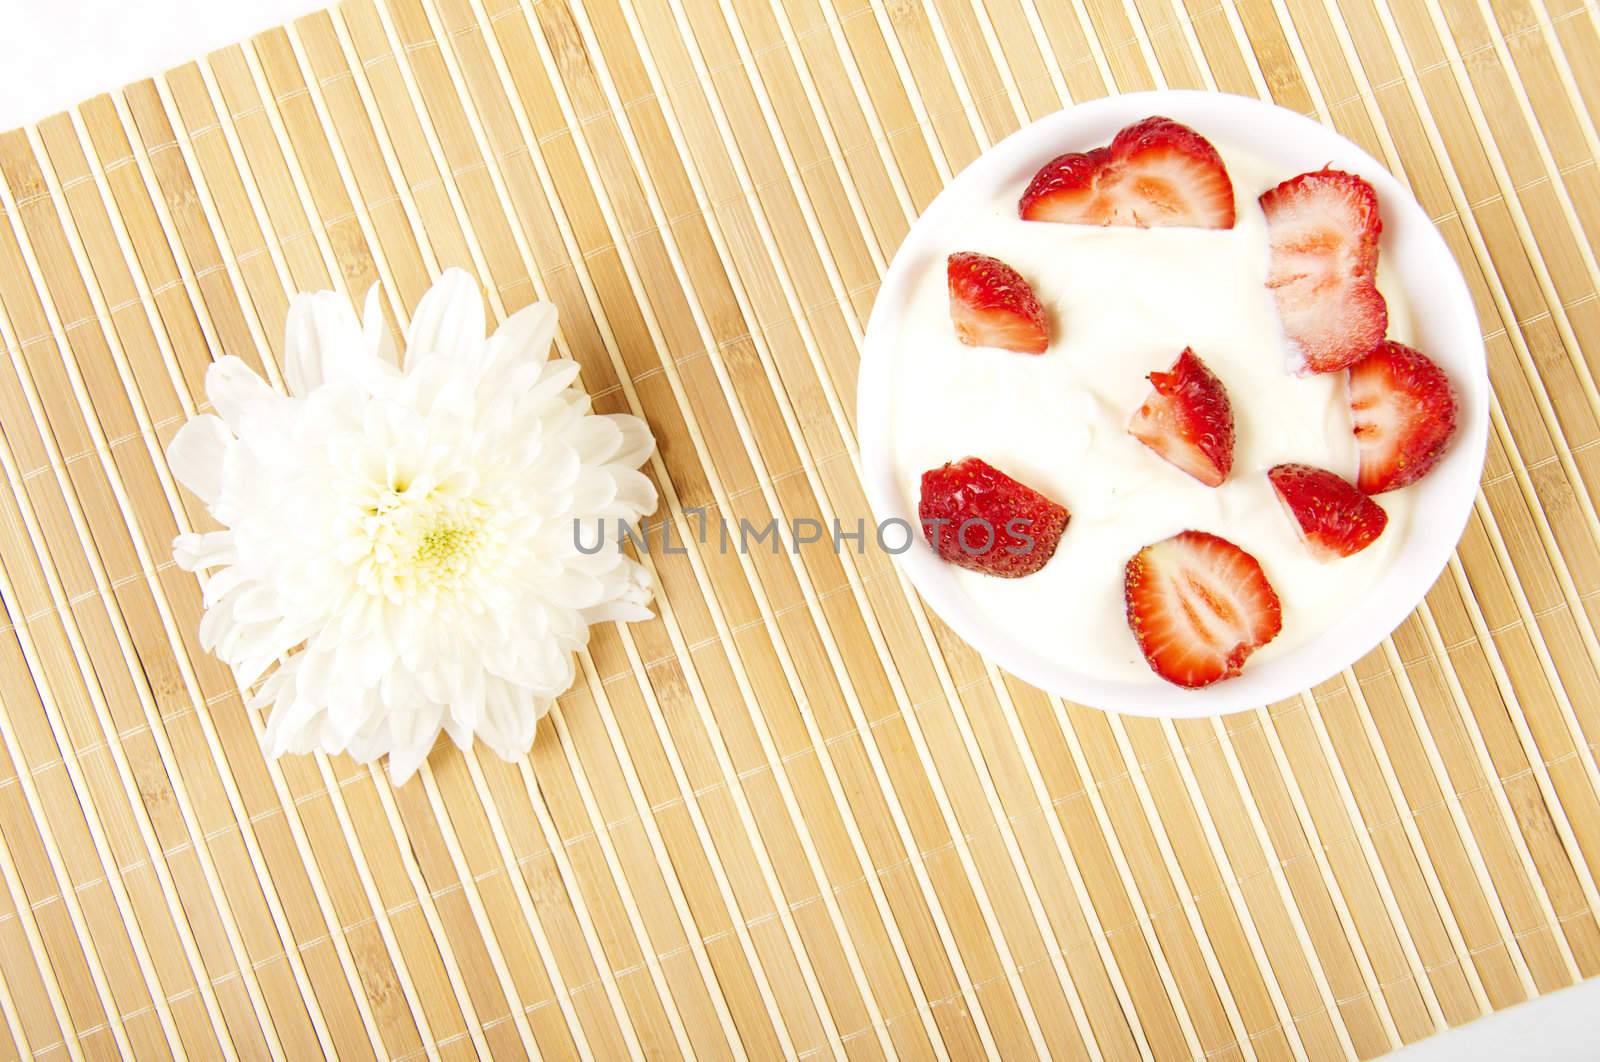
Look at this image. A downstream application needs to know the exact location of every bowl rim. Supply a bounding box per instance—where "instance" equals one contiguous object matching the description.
[855,89,1490,717]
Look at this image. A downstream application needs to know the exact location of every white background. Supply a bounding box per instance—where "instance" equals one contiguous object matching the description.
[0,0,1591,1057]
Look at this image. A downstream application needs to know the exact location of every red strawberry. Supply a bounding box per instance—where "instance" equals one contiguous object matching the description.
[919,457,1069,577]
[1349,340,1458,494]
[1268,463,1389,559]
[947,252,1050,354]
[1260,168,1388,374]
[1124,530,1283,688]
[1127,348,1235,487]
[1018,116,1236,229]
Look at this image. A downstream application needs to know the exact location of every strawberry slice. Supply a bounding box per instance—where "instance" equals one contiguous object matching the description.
[1268,463,1389,559]
[947,251,1050,354]
[1127,348,1235,487]
[1350,340,1458,494]
[1260,168,1388,374]
[1125,530,1283,688]
[919,457,1069,577]
[1018,116,1236,229]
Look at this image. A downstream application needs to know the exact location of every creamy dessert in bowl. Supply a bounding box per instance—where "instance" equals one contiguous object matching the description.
[857,92,1488,716]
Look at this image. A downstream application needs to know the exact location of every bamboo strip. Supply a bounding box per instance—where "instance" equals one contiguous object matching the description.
[608,0,1049,1049]
[553,1,993,1049]
[957,14,1282,1054]
[504,8,873,1052]
[103,83,437,1058]
[345,0,752,1048]
[294,13,661,1052]
[268,20,581,1056]
[1267,0,1600,1023]
[655,0,1089,1049]
[28,107,366,1055]
[0,392,200,1062]
[227,36,535,1054]
[0,855,32,1060]
[291,25,689,1044]
[0,616,94,1062]
[473,16,851,1062]
[0,196,191,1061]
[0,915,29,1060]
[89,94,416,1060]
[1308,0,1563,1000]
[531,0,955,1051]
[1280,7,1599,994]
[694,7,1095,1055]
[396,0,854,1050]
[1328,0,1600,956]
[118,71,459,1057]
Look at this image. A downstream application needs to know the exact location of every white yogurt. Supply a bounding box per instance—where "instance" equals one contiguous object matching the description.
[888,149,1415,682]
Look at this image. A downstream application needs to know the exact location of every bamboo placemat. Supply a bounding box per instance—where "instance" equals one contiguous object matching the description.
[0,0,1597,1058]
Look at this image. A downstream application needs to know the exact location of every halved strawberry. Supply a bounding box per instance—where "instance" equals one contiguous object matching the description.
[1350,340,1458,494]
[1018,116,1236,229]
[1125,530,1283,688]
[1127,348,1235,487]
[919,457,1069,577]
[1260,168,1388,374]
[1268,463,1389,559]
[947,251,1050,354]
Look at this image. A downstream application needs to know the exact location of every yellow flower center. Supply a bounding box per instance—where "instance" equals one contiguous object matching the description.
[414,523,481,582]
[356,485,493,605]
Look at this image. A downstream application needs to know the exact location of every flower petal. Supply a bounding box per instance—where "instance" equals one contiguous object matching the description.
[442,711,472,750]
[362,284,398,366]
[567,416,623,465]
[405,269,485,368]
[584,599,654,624]
[582,559,654,624]
[172,530,234,571]
[609,470,658,520]
[322,688,376,751]
[265,695,326,758]
[205,357,274,431]
[285,289,363,396]
[522,359,582,412]
[604,414,655,471]
[567,469,616,516]
[343,697,391,762]
[489,301,557,366]
[386,705,443,784]
[167,414,232,505]
[480,680,542,762]
[199,565,250,609]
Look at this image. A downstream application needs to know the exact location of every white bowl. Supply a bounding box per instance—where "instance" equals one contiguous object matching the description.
[856,90,1489,717]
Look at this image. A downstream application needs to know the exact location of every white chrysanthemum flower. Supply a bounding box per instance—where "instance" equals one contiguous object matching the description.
[167,270,657,782]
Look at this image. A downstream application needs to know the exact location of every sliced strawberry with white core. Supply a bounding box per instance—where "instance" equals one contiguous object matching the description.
[1349,340,1458,494]
[1127,348,1235,487]
[1124,530,1283,688]
[1268,463,1389,560]
[1019,116,1236,229]
[1260,168,1388,374]
[947,251,1050,354]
